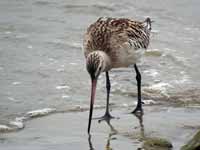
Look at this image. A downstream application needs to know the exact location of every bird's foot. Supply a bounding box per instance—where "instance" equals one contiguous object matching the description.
[93,112,118,123]
[131,106,143,115]
[98,113,116,123]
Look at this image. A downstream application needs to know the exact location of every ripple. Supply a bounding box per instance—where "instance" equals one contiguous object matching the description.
[143,69,159,78]
[0,108,56,133]
[0,66,4,70]
[173,74,190,84]
[27,45,33,49]
[133,99,157,105]
[15,33,28,39]
[143,99,157,105]
[9,121,24,129]
[7,97,21,103]
[162,52,189,67]
[57,68,65,72]
[64,3,115,12]
[33,1,53,6]
[62,95,70,99]
[151,29,160,33]
[69,62,78,66]
[56,85,70,90]
[4,31,11,35]
[65,41,82,49]
[26,108,56,118]
[145,49,163,57]
[184,27,192,31]
[0,119,24,133]
[12,81,21,85]
[0,125,12,133]
[144,82,173,96]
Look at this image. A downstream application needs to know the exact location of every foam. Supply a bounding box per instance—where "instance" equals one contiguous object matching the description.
[56,85,70,90]
[9,121,24,129]
[0,125,12,132]
[26,108,56,118]
[12,82,21,85]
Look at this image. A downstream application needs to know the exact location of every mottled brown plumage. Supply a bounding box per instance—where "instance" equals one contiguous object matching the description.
[84,17,151,69]
[84,17,152,133]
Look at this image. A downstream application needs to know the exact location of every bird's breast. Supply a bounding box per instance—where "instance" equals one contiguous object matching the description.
[111,43,145,68]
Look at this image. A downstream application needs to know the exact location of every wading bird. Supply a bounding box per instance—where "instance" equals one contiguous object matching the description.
[83,17,152,133]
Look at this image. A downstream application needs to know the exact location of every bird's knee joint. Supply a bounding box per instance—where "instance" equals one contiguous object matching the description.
[106,84,111,90]
[136,74,141,81]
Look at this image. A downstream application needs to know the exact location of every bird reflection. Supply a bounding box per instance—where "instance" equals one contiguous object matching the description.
[88,134,95,150]
[132,112,146,150]
[105,119,117,150]
[133,112,145,139]
[105,118,118,134]
[88,118,117,150]
[88,113,145,150]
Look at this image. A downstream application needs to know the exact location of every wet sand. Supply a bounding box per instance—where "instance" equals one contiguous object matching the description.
[1,106,200,150]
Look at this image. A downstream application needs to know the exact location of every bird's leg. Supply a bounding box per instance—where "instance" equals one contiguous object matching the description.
[132,64,143,114]
[98,71,115,123]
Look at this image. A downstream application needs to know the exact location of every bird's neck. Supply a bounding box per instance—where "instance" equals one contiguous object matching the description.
[96,51,111,71]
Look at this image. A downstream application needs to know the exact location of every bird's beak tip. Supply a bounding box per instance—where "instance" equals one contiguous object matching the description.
[88,78,97,134]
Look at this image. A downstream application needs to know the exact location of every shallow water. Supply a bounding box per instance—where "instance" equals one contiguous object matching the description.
[1,106,200,150]
[0,0,200,147]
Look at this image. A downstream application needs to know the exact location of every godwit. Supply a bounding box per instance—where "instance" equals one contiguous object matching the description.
[83,17,152,133]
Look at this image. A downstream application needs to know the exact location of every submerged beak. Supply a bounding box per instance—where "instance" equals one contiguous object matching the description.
[88,79,97,134]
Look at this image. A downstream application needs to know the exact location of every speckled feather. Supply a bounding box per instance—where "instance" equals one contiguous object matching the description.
[83,17,151,68]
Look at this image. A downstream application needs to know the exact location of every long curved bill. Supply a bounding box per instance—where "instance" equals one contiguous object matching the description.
[88,79,97,134]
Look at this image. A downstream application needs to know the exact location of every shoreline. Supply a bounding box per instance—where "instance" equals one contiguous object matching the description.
[1,105,200,150]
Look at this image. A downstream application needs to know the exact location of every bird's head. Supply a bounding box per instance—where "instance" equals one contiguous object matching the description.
[86,51,106,80]
[86,51,111,133]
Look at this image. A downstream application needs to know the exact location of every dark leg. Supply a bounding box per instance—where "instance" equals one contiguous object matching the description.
[97,72,114,122]
[105,71,112,116]
[132,64,143,114]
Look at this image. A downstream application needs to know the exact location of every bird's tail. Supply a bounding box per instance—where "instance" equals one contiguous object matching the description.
[143,17,154,31]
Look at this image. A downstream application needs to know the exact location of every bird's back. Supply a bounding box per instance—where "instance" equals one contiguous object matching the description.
[83,17,151,67]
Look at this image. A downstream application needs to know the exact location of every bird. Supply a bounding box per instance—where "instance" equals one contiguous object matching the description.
[83,17,152,133]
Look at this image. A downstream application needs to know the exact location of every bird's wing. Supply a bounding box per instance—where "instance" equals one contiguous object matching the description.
[83,17,151,57]
[109,18,151,51]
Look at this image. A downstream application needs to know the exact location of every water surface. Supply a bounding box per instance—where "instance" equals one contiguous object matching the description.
[0,0,200,148]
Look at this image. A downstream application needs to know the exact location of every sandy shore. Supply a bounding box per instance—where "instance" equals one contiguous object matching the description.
[0,106,200,150]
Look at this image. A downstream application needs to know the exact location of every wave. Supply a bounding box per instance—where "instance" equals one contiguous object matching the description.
[145,49,163,57]
[0,108,56,134]
[26,108,56,118]
[0,99,159,134]
[1,85,200,134]
[64,3,115,12]
[115,83,200,106]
